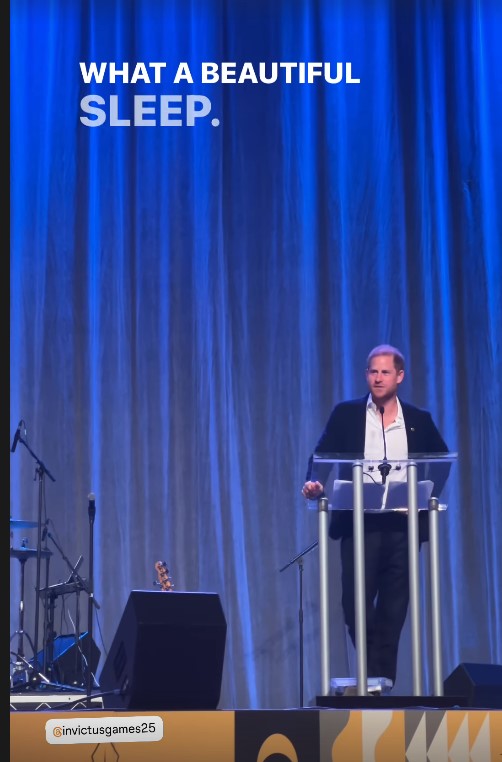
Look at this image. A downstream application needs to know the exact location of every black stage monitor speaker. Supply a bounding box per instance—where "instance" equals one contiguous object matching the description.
[30,632,101,687]
[444,662,502,709]
[98,590,227,711]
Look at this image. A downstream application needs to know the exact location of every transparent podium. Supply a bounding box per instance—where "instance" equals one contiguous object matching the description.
[307,452,457,700]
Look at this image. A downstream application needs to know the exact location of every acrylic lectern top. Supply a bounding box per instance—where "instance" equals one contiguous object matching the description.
[311,452,458,464]
[308,452,457,512]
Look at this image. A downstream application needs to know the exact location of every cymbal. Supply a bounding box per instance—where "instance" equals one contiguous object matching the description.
[10,547,52,560]
[10,519,38,529]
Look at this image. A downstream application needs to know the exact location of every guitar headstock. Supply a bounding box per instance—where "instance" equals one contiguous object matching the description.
[155,560,174,591]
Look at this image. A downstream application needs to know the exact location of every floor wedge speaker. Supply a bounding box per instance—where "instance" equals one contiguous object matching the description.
[98,590,227,710]
[28,632,101,687]
[444,662,502,708]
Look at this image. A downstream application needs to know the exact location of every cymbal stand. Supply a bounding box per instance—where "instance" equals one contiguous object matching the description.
[45,530,86,683]
[10,554,35,687]
[16,431,56,687]
[85,493,97,706]
[45,528,100,689]
[43,588,58,682]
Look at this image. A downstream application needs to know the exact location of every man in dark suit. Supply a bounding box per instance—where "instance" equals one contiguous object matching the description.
[302,344,449,687]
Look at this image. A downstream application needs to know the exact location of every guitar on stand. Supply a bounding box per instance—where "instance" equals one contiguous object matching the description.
[154,561,174,591]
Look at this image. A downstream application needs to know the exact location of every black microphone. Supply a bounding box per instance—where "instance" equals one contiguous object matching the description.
[10,420,25,453]
[377,406,391,485]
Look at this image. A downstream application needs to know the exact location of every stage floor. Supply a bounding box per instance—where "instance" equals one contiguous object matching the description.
[10,701,502,761]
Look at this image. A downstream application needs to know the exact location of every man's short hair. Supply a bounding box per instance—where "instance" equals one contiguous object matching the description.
[366,344,405,373]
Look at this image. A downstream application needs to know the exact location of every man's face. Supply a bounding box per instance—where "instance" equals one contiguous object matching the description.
[365,353,404,403]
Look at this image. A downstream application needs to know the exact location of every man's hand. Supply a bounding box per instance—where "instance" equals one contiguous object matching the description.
[301,480,324,499]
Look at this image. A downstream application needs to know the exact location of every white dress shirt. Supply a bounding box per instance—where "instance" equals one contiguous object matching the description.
[364,395,408,502]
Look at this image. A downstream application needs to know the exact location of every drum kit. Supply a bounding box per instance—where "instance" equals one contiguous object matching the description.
[10,421,97,696]
[10,516,94,693]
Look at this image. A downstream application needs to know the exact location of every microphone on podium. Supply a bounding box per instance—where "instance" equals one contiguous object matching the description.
[377,406,391,485]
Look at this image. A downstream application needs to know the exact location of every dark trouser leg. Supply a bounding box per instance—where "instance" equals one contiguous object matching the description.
[340,533,381,677]
[340,531,410,684]
[370,531,410,684]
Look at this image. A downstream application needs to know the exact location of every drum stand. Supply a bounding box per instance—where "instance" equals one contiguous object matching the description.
[10,545,57,691]
[10,553,36,687]
[10,545,86,694]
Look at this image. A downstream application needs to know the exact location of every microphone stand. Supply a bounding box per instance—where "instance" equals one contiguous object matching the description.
[86,493,97,707]
[377,406,391,486]
[15,431,56,687]
[280,539,318,707]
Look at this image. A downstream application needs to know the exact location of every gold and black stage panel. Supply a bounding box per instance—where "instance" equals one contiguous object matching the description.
[10,708,502,762]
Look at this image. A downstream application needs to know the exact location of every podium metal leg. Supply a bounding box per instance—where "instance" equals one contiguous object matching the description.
[407,462,423,696]
[314,457,449,701]
[318,497,330,696]
[352,462,368,696]
[428,497,443,695]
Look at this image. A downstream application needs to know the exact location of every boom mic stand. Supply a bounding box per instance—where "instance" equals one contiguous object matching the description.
[11,423,56,688]
[85,493,98,707]
[280,539,318,707]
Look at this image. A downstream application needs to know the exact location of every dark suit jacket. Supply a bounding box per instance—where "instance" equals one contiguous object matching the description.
[306,396,450,541]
